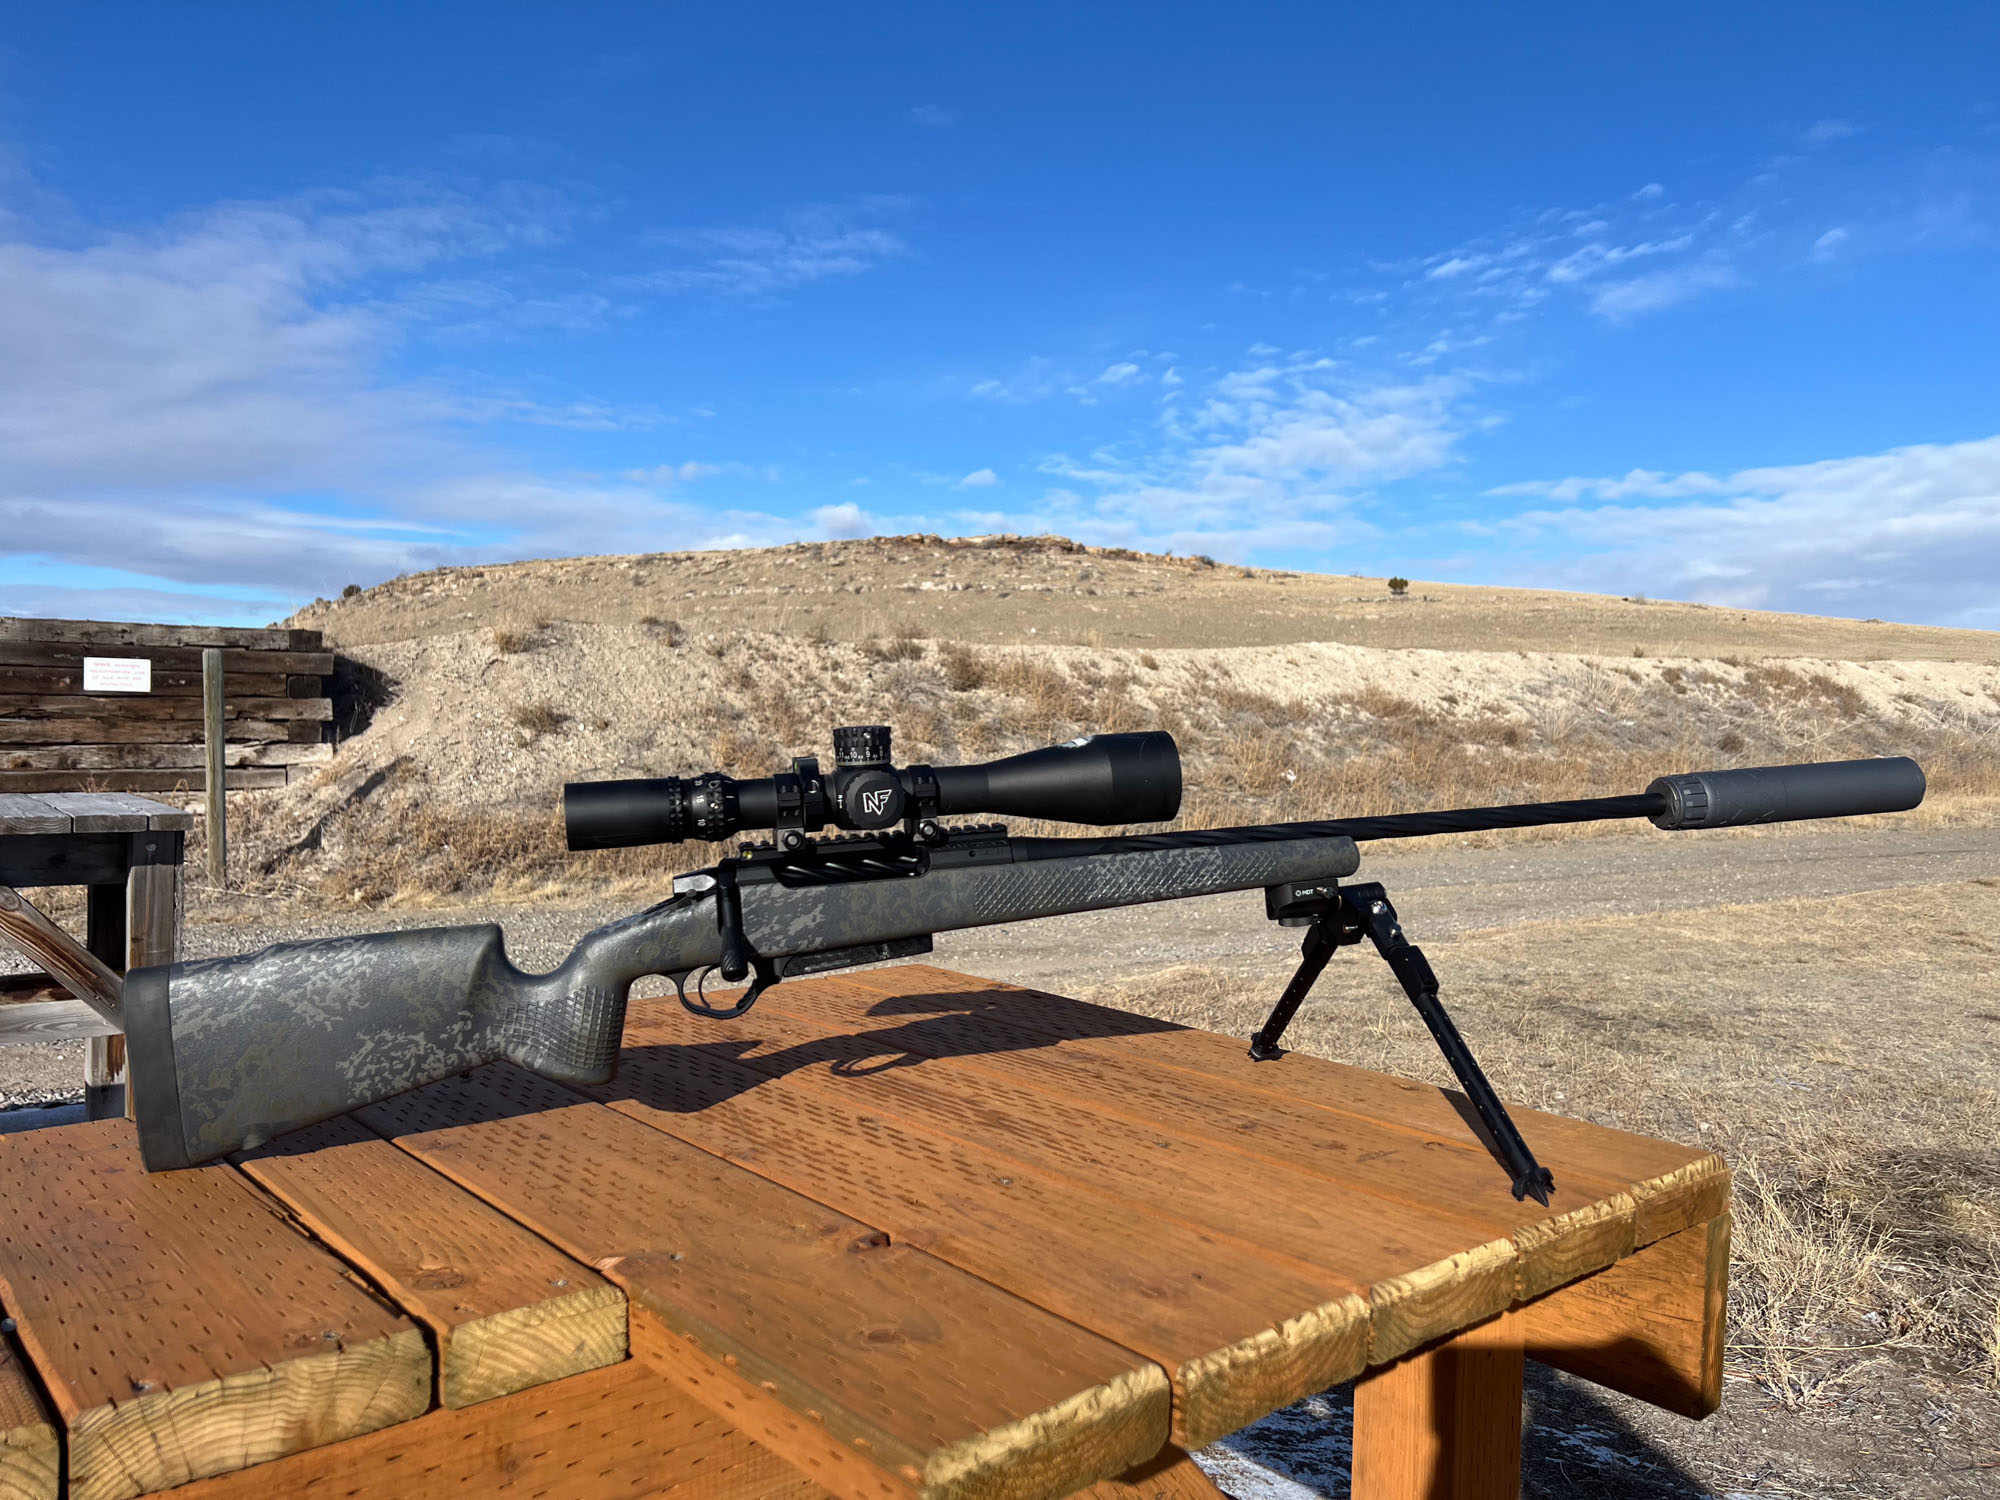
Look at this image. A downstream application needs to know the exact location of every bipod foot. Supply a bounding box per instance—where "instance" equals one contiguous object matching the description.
[1343,882,1556,1204]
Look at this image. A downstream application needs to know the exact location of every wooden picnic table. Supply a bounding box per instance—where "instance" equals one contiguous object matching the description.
[0,964,1730,1500]
[0,793,189,1118]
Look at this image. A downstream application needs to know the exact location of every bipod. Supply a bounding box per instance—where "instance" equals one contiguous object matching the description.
[1250,878,1556,1206]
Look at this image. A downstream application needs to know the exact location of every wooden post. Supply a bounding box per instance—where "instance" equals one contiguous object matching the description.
[124,837,181,1121]
[202,646,225,888]
[1351,1311,1524,1500]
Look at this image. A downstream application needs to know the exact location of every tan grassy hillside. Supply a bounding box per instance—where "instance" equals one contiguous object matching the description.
[209,585,2000,907]
[291,533,2000,664]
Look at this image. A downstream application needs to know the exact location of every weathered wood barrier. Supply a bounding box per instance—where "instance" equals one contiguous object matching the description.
[0,619,333,793]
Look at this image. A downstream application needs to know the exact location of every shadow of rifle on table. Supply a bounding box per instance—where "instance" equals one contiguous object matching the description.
[593,983,1184,1116]
[541,982,1535,1196]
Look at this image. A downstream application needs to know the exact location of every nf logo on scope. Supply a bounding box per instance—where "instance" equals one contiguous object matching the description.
[860,789,894,817]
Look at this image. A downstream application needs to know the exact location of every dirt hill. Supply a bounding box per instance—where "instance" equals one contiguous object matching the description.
[290,533,2000,664]
[167,535,1994,911]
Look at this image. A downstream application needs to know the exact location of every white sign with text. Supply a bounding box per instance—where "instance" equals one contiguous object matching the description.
[83,657,152,693]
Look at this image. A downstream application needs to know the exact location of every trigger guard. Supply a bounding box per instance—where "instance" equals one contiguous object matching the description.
[679,960,777,1021]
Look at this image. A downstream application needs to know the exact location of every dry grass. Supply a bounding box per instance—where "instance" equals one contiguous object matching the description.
[509,701,568,737]
[213,632,2000,914]
[490,624,533,654]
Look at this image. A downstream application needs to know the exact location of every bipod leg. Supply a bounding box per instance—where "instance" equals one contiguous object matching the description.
[1249,917,1343,1060]
[1343,882,1556,1206]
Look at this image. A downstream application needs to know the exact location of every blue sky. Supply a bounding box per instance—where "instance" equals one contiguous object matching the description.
[3,3,1997,628]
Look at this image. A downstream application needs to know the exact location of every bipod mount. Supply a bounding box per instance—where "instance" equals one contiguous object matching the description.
[1251,879,1556,1207]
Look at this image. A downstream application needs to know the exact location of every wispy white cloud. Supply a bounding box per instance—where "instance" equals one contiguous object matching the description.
[1022,356,1473,550]
[1802,119,1861,148]
[956,468,999,488]
[635,203,909,298]
[963,353,1166,405]
[0,164,918,614]
[1589,259,1742,320]
[1489,434,2000,626]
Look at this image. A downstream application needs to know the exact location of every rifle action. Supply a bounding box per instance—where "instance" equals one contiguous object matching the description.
[124,726,1925,1204]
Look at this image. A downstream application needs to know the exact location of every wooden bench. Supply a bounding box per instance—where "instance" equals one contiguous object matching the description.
[0,794,188,1118]
[0,965,1730,1500]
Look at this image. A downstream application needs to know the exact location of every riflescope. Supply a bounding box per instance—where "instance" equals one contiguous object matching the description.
[564,727,1183,850]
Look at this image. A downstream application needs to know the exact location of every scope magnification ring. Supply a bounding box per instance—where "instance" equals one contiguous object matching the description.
[684,772,736,841]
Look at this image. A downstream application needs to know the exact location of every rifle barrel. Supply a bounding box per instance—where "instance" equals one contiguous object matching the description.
[1149,754,1924,847]
[1273,792,1667,843]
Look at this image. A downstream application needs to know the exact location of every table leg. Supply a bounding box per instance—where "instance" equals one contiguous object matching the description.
[83,882,127,1121]
[1352,1310,1523,1500]
[123,856,180,1121]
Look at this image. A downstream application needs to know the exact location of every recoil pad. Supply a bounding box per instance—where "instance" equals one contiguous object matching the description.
[1647,756,1925,830]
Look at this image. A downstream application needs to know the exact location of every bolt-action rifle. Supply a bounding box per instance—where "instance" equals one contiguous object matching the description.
[124,727,1925,1199]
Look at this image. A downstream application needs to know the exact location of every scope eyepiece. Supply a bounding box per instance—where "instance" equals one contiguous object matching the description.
[564,726,1181,850]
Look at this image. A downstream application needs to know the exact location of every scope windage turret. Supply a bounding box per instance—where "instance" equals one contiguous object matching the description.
[563,728,1182,850]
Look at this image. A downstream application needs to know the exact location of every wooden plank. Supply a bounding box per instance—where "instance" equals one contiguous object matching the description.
[0,619,316,652]
[0,740,328,770]
[285,673,323,698]
[0,998,117,1042]
[618,996,1541,1359]
[0,1335,59,1500]
[649,985,1636,1306]
[1519,1213,1730,1418]
[93,791,195,830]
[361,1071,1176,1500]
[0,973,66,1006]
[0,798,67,836]
[237,1115,629,1408]
[1350,1311,1523,1500]
[0,834,132,887]
[30,792,148,832]
[837,967,1728,1246]
[0,693,331,722]
[0,665,288,698]
[0,642,334,676]
[560,1033,1414,1447]
[0,716,315,745]
[0,885,121,1025]
[0,769,290,794]
[0,1119,431,1500]
[160,1358,827,1500]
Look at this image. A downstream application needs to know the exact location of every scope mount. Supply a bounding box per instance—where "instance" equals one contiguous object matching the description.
[763,725,947,854]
